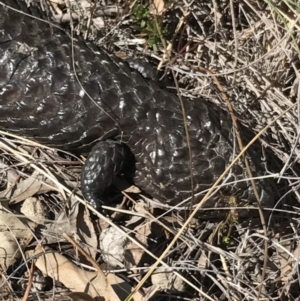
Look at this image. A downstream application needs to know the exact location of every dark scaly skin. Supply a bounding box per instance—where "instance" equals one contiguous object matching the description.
[0,0,274,212]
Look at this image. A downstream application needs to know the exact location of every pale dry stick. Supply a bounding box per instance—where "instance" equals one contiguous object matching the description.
[84,3,94,40]
[233,226,252,293]
[237,17,264,42]
[229,0,238,85]
[101,206,148,218]
[48,0,65,6]
[129,103,297,300]
[20,261,34,301]
[143,285,160,300]
[129,0,138,10]
[220,254,232,282]
[0,157,68,287]
[212,0,218,50]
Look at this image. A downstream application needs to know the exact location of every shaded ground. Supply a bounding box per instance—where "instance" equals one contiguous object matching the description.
[1,0,300,301]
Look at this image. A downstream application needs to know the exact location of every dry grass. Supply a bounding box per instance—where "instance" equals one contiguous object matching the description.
[2,0,300,301]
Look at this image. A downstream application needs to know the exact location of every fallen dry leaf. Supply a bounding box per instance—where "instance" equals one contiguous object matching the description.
[45,204,98,259]
[0,162,18,184]
[151,267,185,292]
[124,222,151,268]
[21,197,48,224]
[276,235,300,296]
[99,226,129,267]
[123,185,141,194]
[75,204,98,260]
[32,247,143,301]
[0,201,34,270]
[4,169,55,204]
[150,0,165,15]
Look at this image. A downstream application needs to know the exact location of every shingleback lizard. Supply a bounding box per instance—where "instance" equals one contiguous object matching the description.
[0,0,274,213]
